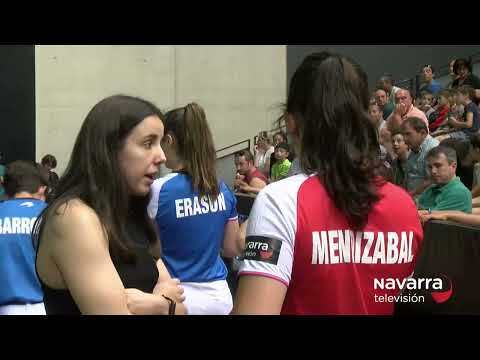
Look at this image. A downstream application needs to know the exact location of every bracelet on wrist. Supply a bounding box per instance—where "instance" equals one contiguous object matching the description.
[162,295,176,315]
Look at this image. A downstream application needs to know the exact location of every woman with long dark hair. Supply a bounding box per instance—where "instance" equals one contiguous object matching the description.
[34,95,185,315]
[233,52,423,315]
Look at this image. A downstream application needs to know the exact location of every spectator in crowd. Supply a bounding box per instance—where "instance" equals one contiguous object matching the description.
[41,154,60,202]
[418,146,472,213]
[451,59,480,102]
[401,116,439,197]
[379,126,395,161]
[440,138,474,191]
[233,51,423,315]
[270,142,291,182]
[0,161,48,315]
[446,59,458,89]
[433,89,466,137]
[269,131,294,175]
[442,135,480,205]
[428,90,451,133]
[450,88,465,118]
[369,100,393,161]
[254,131,275,178]
[418,90,436,119]
[368,102,386,136]
[387,88,429,132]
[391,130,410,189]
[377,74,401,105]
[437,86,479,141]
[465,135,480,202]
[375,88,395,120]
[419,65,443,95]
[234,149,267,194]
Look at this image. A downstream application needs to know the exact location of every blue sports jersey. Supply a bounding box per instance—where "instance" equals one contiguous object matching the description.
[148,173,238,283]
[0,198,46,305]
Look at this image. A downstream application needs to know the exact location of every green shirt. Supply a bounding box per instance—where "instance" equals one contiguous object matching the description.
[271,159,291,182]
[419,176,472,213]
[383,101,395,119]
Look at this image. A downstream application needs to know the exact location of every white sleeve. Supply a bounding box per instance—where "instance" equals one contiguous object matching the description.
[147,181,161,219]
[147,173,178,219]
[238,176,303,286]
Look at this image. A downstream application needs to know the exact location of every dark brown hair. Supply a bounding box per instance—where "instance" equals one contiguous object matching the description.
[33,95,163,261]
[163,103,219,199]
[286,51,383,230]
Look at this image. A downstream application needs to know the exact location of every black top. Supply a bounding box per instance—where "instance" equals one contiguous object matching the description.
[38,220,159,315]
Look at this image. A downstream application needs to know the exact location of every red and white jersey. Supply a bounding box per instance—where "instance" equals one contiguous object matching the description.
[238,174,424,315]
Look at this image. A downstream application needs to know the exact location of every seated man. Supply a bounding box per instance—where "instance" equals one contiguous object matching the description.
[375,88,395,120]
[401,116,439,197]
[377,74,401,105]
[442,134,480,210]
[418,146,472,214]
[387,88,429,133]
[0,161,49,315]
[234,149,267,195]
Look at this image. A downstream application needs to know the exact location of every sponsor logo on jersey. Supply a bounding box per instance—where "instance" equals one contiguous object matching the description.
[20,202,34,208]
[243,236,282,265]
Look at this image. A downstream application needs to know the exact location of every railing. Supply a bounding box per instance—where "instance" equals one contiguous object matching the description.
[216,139,251,160]
[216,123,286,162]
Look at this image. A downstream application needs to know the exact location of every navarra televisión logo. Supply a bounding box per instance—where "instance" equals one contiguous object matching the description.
[373,275,453,304]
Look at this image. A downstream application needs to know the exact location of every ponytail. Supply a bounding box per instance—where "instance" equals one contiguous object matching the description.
[164,103,219,199]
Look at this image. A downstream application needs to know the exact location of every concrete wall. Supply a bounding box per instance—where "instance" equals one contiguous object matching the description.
[174,46,286,152]
[35,45,175,175]
[35,45,287,175]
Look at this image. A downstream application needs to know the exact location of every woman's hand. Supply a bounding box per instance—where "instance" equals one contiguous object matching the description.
[153,278,186,304]
[125,288,168,315]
